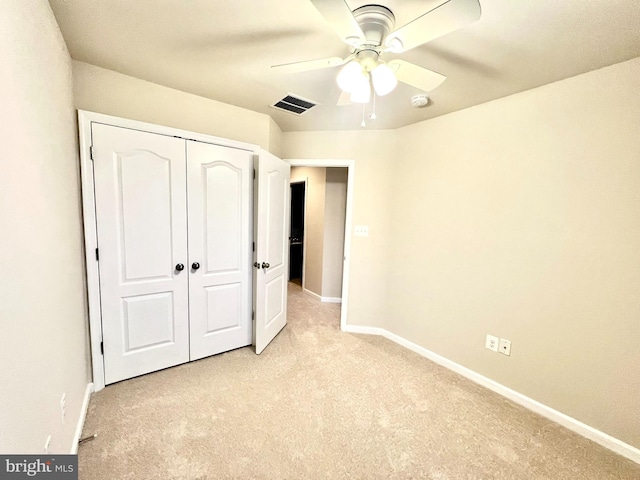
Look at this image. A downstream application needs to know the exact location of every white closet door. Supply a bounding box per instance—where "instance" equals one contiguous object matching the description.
[186,141,253,360]
[92,124,190,385]
[254,149,291,354]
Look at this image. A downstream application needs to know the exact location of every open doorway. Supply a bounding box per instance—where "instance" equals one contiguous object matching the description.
[286,159,354,330]
[289,182,305,286]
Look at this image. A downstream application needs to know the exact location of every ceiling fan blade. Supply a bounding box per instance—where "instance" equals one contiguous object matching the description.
[385,0,481,53]
[272,56,346,74]
[337,90,351,106]
[388,60,447,92]
[310,0,365,46]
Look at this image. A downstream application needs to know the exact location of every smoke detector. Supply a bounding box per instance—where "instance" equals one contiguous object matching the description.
[411,94,429,108]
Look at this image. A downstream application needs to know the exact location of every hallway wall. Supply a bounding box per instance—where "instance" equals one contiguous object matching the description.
[289,167,347,300]
[290,167,326,296]
[322,168,348,299]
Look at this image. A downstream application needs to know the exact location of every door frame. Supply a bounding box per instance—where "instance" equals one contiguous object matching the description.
[285,159,355,331]
[78,110,259,391]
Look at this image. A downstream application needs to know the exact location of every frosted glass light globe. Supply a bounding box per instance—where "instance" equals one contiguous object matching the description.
[349,72,371,104]
[371,63,397,96]
[336,61,363,93]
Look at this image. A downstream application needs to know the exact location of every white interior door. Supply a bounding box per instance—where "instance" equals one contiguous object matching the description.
[187,141,253,360]
[92,124,190,385]
[254,149,291,354]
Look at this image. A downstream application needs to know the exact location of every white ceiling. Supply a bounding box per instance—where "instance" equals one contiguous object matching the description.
[49,0,640,132]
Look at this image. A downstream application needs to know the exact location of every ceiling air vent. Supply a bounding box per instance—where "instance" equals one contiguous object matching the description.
[270,94,318,116]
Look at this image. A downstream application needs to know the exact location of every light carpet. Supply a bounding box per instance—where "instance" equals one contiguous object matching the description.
[79,283,640,479]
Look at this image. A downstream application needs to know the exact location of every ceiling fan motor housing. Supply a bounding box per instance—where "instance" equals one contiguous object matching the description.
[352,5,395,48]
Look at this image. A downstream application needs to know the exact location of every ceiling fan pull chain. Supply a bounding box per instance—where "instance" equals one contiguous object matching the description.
[370,91,377,120]
[361,104,366,127]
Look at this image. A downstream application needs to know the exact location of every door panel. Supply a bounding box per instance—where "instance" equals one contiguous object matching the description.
[203,163,242,273]
[122,292,175,351]
[92,123,189,385]
[265,276,285,327]
[187,141,252,361]
[119,152,174,281]
[205,284,242,332]
[267,171,286,269]
[254,150,291,354]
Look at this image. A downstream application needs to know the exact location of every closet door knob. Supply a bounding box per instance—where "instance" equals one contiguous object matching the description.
[175,263,185,271]
[191,262,200,270]
[261,262,270,269]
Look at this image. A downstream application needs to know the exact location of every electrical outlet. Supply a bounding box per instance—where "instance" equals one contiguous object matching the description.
[44,435,51,454]
[485,334,499,352]
[60,393,66,424]
[499,338,512,356]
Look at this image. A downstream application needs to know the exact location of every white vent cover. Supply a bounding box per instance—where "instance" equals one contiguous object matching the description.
[270,94,318,115]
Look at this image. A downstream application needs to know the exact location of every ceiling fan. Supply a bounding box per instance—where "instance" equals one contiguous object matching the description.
[272,0,481,107]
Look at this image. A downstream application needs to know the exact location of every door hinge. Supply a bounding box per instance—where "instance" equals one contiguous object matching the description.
[89,146,94,161]
[100,341,104,355]
[252,241,255,252]
[95,248,99,261]
[252,311,255,320]
[253,169,256,179]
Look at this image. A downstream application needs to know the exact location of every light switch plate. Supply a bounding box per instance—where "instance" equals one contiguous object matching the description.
[354,225,369,236]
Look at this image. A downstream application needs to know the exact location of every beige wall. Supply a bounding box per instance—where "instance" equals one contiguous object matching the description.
[0,0,90,453]
[322,168,348,299]
[72,61,274,150]
[268,117,284,158]
[284,131,397,327]
[390,57,640,448]
[290,167,326,296]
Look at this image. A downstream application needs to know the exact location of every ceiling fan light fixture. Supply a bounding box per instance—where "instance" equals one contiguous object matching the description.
[371,63,397,96]
[336,60,363,93]
[350,73,371,103]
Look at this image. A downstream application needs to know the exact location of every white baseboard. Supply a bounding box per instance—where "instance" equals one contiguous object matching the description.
[342,325,384,335]
[303,288,342,304]
[321,296,342,303]
[345,326,640,465]
[302,288,321,301]
[70,382,93,454]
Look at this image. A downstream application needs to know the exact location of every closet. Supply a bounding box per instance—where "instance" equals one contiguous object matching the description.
[81,112,289,388]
